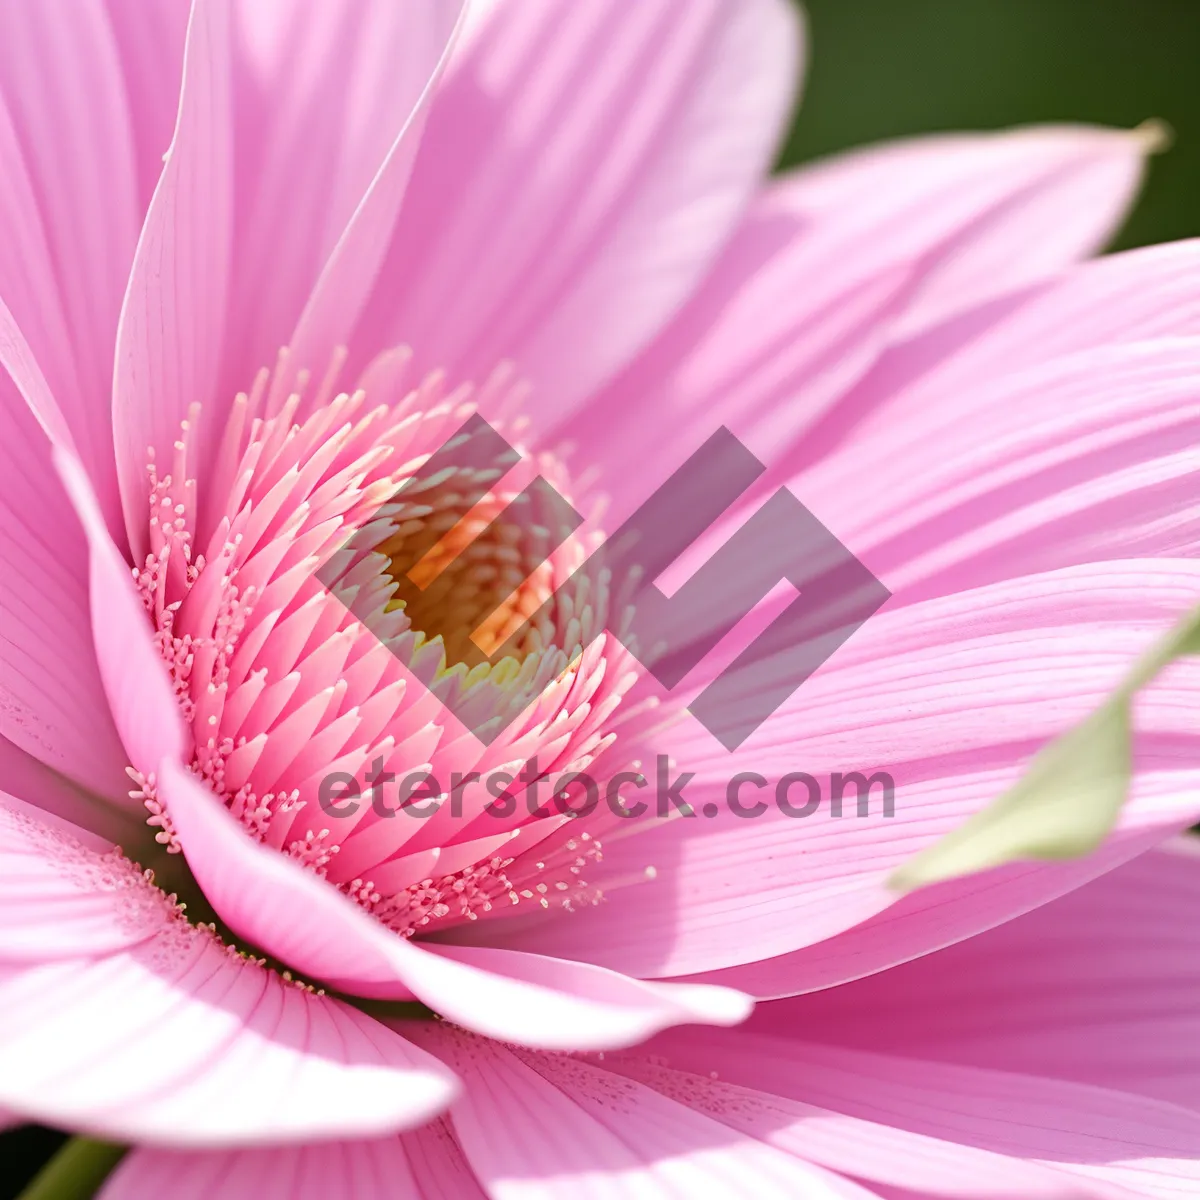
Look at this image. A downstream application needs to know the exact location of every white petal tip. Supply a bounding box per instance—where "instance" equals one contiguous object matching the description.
[1134,117,1174,155]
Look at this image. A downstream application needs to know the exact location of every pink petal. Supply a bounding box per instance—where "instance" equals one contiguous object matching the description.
[764,840,1200,1113]
[561,126,1153,523]
[815,238,1200,470]
[0,101,84,447]
[112,0,233,560]
[480,561,1200,977]
[158,759,751,1051]
[783,124,1151,335]
[104,1118,489,1199]
[103,1141,424,1200]
[101,0,190,207]
[0,0,140,529]
[800,339,1200,606]
[680,822,1173,1001]
[352,0,802,432]
[0,733,135,845]
[525,336,1200,990]
[220,0,465,408]
[0,945,457,1148]
[558,178,917,528]
[282,1,467,400]
[617,330,1200,673]
[614,1035,1084,1198]
[637,1025,1200,1198]
[55,448,190,780]
[112,0,470,557]
[665,1035,1200,1200]
[0,314,130,802]
[422,944,751,1045]
[0,800,458,1146]
[0,795,164,962]
[405,1023,879,1199]
[401,1116,490,1200]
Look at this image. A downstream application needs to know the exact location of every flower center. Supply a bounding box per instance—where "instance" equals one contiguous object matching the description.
[373,425,565,673]
[130,349,636,940]
[383,492,553,667]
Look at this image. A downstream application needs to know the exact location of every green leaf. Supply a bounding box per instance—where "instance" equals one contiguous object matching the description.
[17,1138,126,1200]
[1126,602,1200,689]
[1178,613,1200,658]
[889,600,1200,892]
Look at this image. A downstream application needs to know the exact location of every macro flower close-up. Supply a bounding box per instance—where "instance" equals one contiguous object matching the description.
[2,0,1200,1197]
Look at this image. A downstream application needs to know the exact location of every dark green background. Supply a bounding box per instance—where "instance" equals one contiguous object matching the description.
[779,0,1200,252]
[5,2,1200,1196]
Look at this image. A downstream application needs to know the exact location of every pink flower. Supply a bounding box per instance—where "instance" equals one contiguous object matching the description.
[1,1,1198,1197]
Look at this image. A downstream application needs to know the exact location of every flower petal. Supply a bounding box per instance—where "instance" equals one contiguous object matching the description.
[101,0,191,207]
[802,339,1200,606]
[0,795,164,962]
[481,561,1200,977]
[0,801,458,1146]
[812,238,1200,472]
[602,336,1200,905]
[158,758,751,1051]
[636,1025,1200,1199]
[783,124,1152,335]
[55,447,190,780]
[678,821,1174,1001]
[102,1140,424,1200]
[889,601,1197,890]
[222,0,463,398]
[405,1023,879,1200]
[104,1118,490,1200]
[764,1042,1200,1200]
[617,333,1200,681]
[557,177,917,528]
[112,0,471,557]
[615,1037,1083,1198]
[282,1,467,398]
[401,1116,490,1200]
[0,732,134,844]
[766,841,1200,1114]
[353,0,802,431]
[0,318,130,802]
[0,0,140,526]
[562,126,1154,523]
[112,0,233,560]
[0,945,458,1148]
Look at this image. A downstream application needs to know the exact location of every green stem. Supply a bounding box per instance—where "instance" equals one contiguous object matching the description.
[17,1138,127,1200]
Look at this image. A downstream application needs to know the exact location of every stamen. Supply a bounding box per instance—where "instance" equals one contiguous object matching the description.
[134,347,642,940]
[127,767,180,854]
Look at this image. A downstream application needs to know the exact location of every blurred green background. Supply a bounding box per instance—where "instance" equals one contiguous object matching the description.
[4,2,1200,1197]
[780,0,1200,251]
